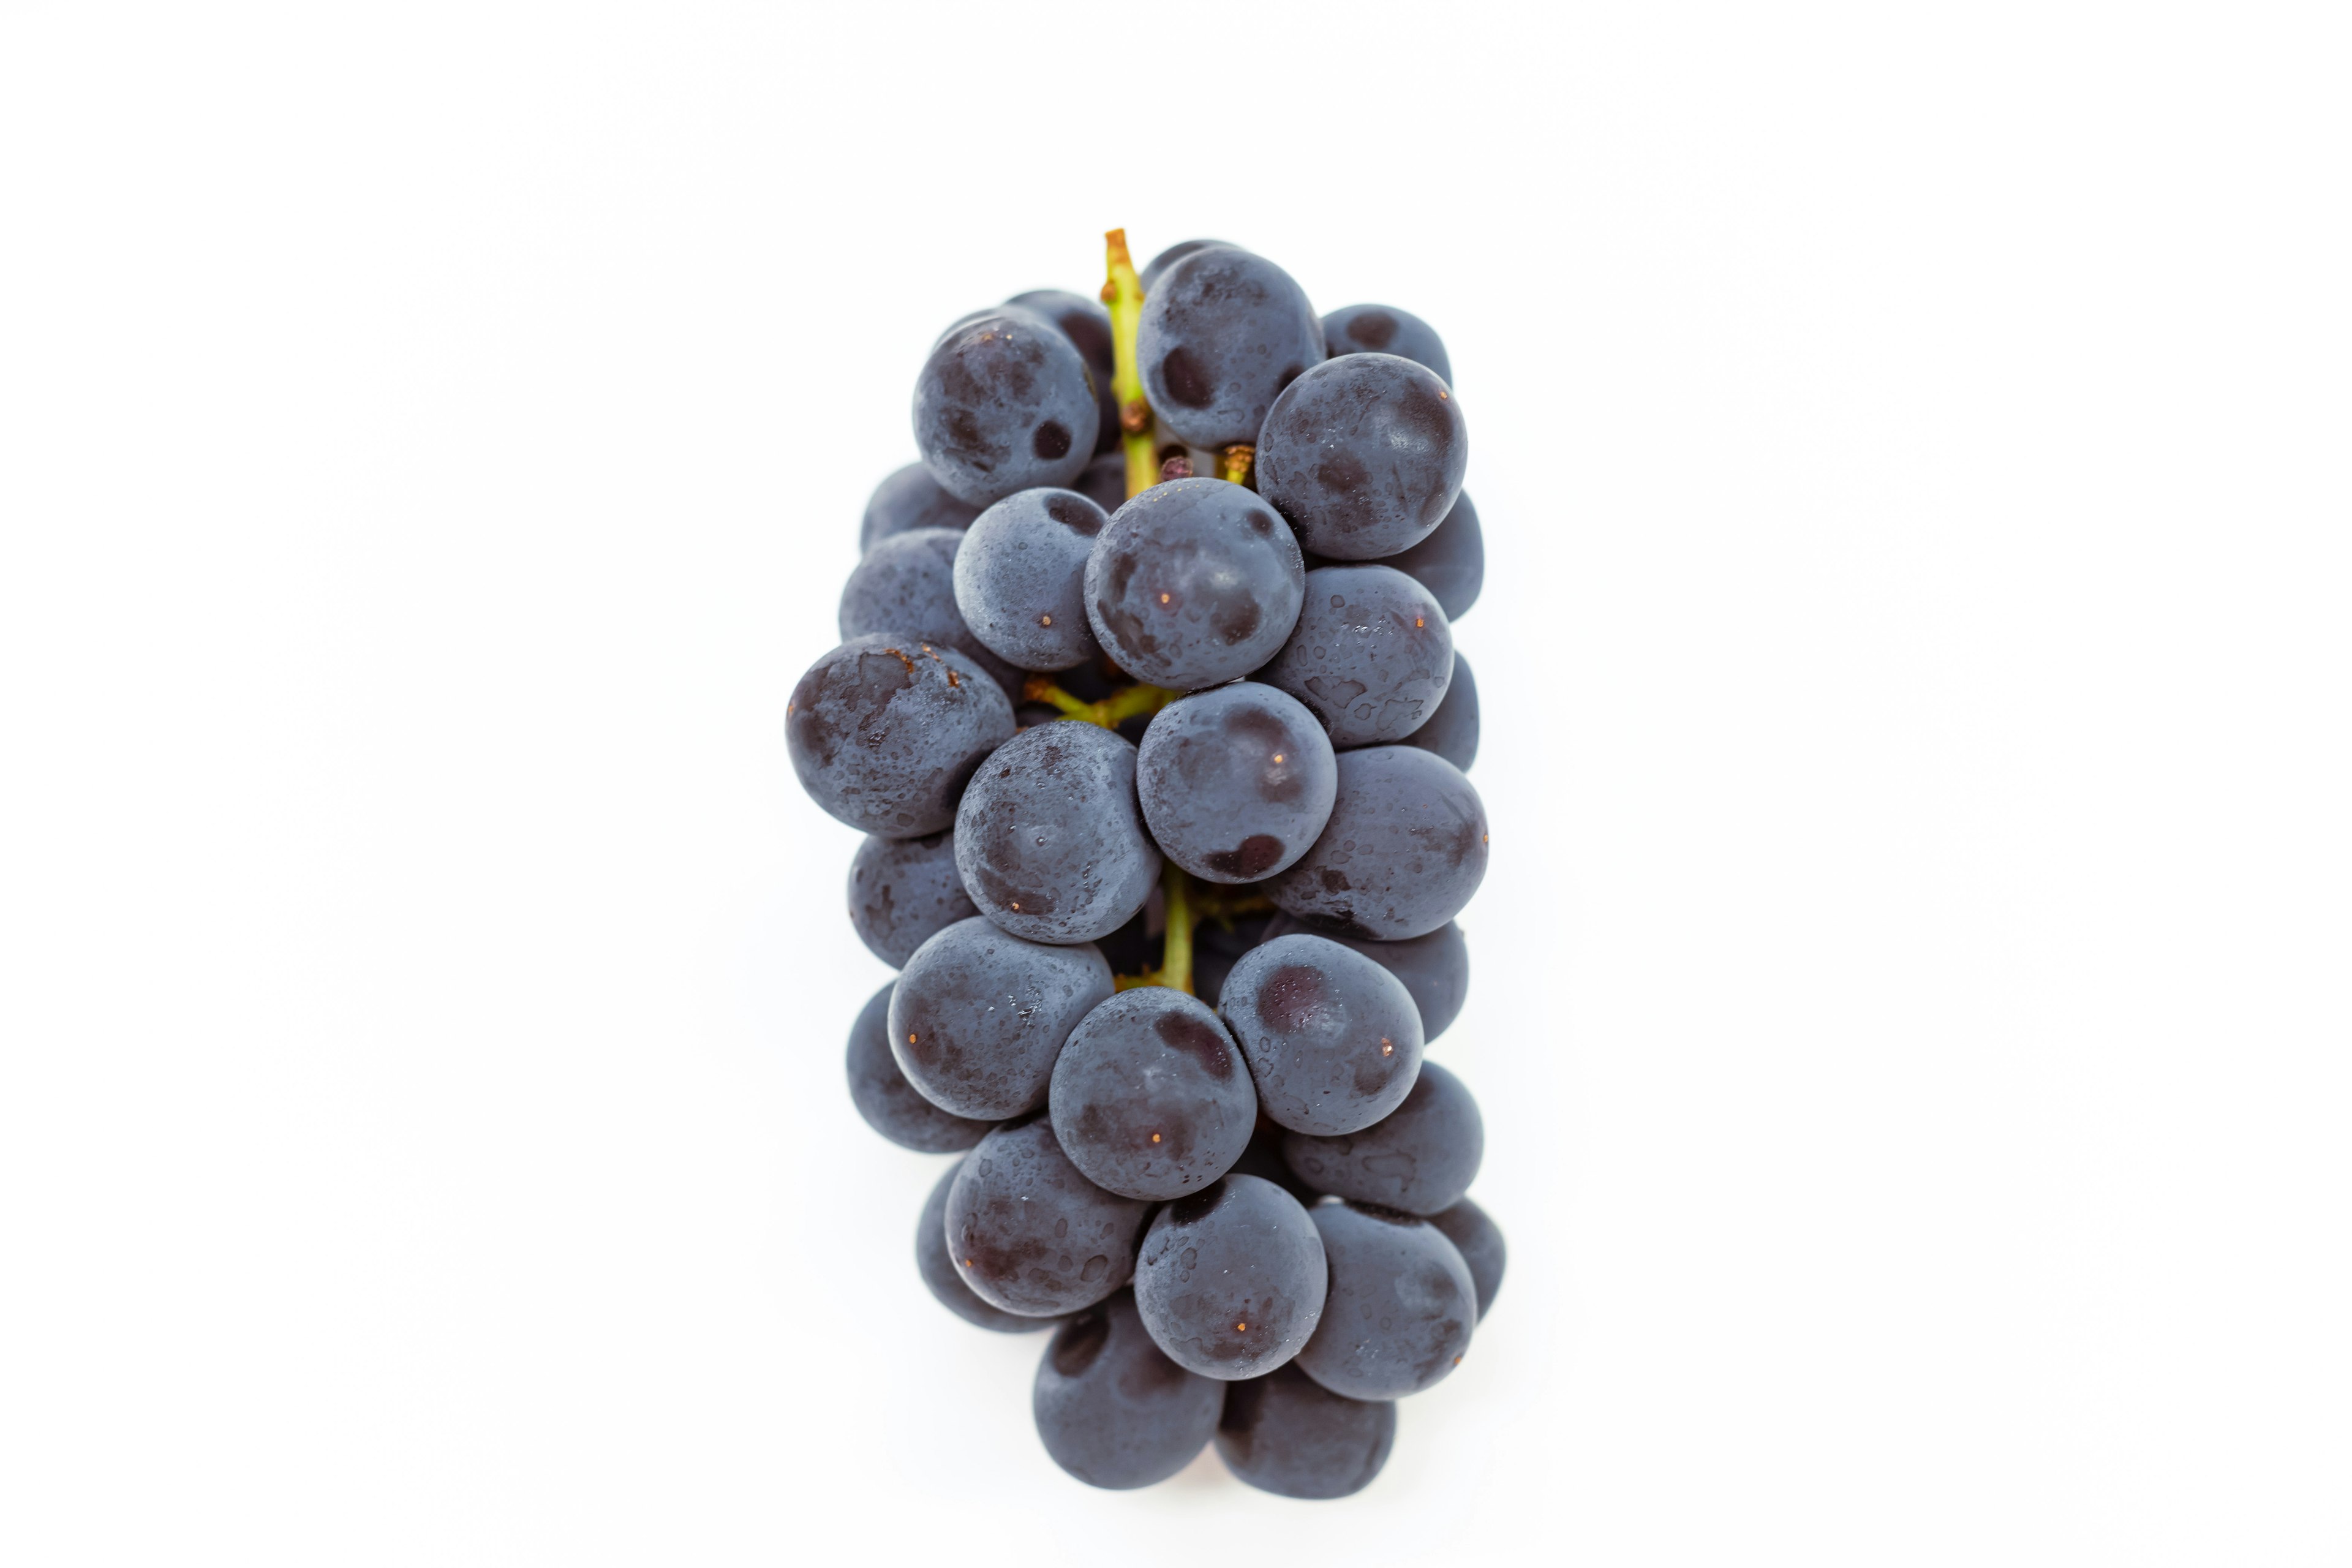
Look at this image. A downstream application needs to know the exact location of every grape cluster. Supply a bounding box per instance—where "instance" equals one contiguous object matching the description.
[796,234,1504,1500]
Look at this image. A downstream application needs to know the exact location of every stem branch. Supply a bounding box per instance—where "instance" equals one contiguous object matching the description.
[1102,230,1156,500]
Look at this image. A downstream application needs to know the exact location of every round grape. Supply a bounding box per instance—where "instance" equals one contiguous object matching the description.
[1133,1175,1327,1381]
[1084,477,1305,691]
[1262,914,1469,1043]
[1283,1059,1483,1216]
[1265,745,1488,940]
[953,720,1159,945]
[1401,649,1477,772]
[859,461,981,554]
[917,1157,1052,1332]
[1033,1290,1221,1488]
[946,1114,1151,1316]
[1381,489,1482,621]
[1322,303,1452,384]
[1136,247,1323,449]
[951,487,1106,672]
[1007,288,1121,458]
[1049,987,1255,1200]
[889,916,1112,1120]
[1139,238,1238,293]
[1256,353,1468,560]
[1135,684,1336,884]
[1218,933,1424,1136]
[1216,1363,1396,1499]
[846,981,990,1152]
[913,307,1099,506]
[1428,1196,1507,1321]
[1294,1200,1476,1401]
[847,829,978,968]
[1263,565,1454,748]
[837,526,1020,700]
[785,635,1014,839]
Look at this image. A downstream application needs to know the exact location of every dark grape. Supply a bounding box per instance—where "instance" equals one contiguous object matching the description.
[1006,288,1121,457]
[946,1114,1151,1316]
[1135,684,1336,884]
[786,635,1014,839]
[889,916,1112,1120]
[951,488,1106,672]
[1428,1196,1506,1321]
[1218,933,1424,1136]
[953,720,1160,944]
[1193,910,1275,1010]
[1283,1060,1484,1216]
[1401,649,1477,772]
[914,307,1100,505]
[1380,490,1482,621]
[859,461,981,554]
[1072,451,1129,513]
[1294,1201,1476,1400]
[1084,477,1305,690]
[1133,1175,1327,1380]
[1136,247,1324,449]
[1265,745,1488,940]
[1321,303,1453,385]
[1263,565,1454,748]
[1225,1112,1325,1204]
[1262,915,1468,1043]
[1034,1290,1222,1488]
[1049,988,1255,1200]
[1256,354,1468,561]
[918,1157,1054,1332]
[836,526,1020,700]
[847,829,979,968]
[1139,238,1238,293]
[1216,1363,1396,1499]
[846,981,991,1152]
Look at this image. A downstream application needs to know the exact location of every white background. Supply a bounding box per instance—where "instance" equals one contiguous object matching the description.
[3,3,2346,1564]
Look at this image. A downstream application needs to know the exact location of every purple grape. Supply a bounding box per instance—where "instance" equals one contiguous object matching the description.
[1136,247,1323,449]
[836,526,1020,701]
[1049,988,1256,1200]
[1084,477,1305,691]
[917,1157,1052,1332]
[1006,288,1121,456]
[951,487,1106,673]
[847,830,978,968]
[1256,353,1468,561]
[1401,649,1477,772]
[1216,1363,1396,1499]
[1033,1291,1221,1488]
[1293,1200,1476,1401]
[1071,451,1128,513]
[1428,1196,1507,1321]
[1135,684,1336,884]
[914,307,1099,506]
[1283,1059,1484,1216]
[785,635,1014,839]
[1262,914,1469,1043]
[1139,238,1238,293]
[1133,1175,1327,1380]
[846,981,990,1153]
[1263,565,1455,748]
[1265,745,1488,940]
[1217,933,1424,1136]
[1379,489,1482,621]
[889,916,1112,1120]
[953,720,1160,945]
[859,462,981,554]
[946,1114,1151,1317]
[1322,303,1452,384]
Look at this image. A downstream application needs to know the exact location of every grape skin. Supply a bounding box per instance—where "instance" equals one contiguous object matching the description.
[951,487,1106,673]
[914,307,1100,506]
[846,981,991,1153]
[1428,1196,1507,1321]
[1139,238,1237,293]
[1293,1200,1476,1401]
[1265,745,1488,940]
[1136,247,1324,449]
[1378,490,1483,622]
[1282,1059,1485,1216]
[785,635,1014,840]
[1134,684,1336,884]
[1401,649,1479,772]
[1262,915,1469,1044]
[846,829,978,968]
[1084,477,1306,692]
[889,916,1113,1120]
[953,721,1160,946]
[1216,1363,1396,1499]
[1321,303,1453,385]
[1006,288,1122,457]
[859,461,981,554]
[1256,353,1468,561]
[1218,933,1425,1136]
[918,1157,1052,1333]
[1133,1175,1328,1381]
[1033,1290,1222,1488]
[836,526,1021,701]
[1071,452,1128,514]
[1049,987,1256,1200]
[1263,565,1455,748]
[947,1114,1152,1317]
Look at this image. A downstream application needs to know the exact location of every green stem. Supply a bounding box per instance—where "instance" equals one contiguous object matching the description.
[1102,230,1156,500]
[1022,674,1176,729]
[1117,859,1197,994]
